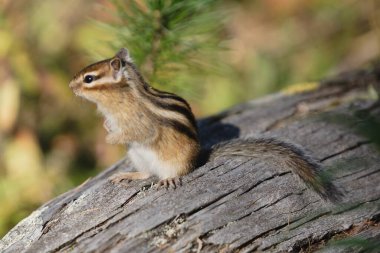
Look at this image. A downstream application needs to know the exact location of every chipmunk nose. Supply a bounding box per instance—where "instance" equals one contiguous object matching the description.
[69,80,79,89]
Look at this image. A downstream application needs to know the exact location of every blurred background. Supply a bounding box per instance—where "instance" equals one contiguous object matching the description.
[0,0,379,237]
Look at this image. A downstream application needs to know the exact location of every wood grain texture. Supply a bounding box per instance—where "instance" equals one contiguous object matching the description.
[1,67,380,253]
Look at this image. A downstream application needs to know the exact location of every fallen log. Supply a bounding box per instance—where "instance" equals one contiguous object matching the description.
[1,67,380,253]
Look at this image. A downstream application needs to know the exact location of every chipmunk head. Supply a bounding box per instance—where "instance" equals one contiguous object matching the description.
[69,48,141,103]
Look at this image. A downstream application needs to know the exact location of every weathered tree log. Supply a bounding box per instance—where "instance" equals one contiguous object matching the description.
[1,67,380,253]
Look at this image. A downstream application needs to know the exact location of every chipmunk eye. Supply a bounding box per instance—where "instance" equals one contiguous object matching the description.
[84,75,95,83]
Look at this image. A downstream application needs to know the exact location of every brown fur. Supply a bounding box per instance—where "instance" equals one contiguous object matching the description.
[69,48,340,200]
[69,49,200,180]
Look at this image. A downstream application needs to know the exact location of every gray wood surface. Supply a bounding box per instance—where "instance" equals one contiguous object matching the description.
[1,68,380,253]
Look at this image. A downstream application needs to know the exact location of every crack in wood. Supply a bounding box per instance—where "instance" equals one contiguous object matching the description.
[214,159,253,177]
[320,141,371,162]
[40,204,68,237]
[264,109,298,132]
[288,210,332,231]
[233,220,291,251]
[187,189,241,217]
[335,165,369,180]
[356,168,380,180]
[237,171,292,197]
[277,199,320,216]
[185,164,224,183]
[332,197,380,215]
[118,190,140,209]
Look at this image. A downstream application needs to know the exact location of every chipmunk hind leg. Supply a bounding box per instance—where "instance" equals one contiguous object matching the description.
[157,177,182,189]
[154,163,194,190]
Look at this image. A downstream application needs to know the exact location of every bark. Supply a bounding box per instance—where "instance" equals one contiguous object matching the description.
[1,67,380,253]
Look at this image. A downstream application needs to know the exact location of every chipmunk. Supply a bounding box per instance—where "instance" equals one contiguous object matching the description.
[69,48,340,200]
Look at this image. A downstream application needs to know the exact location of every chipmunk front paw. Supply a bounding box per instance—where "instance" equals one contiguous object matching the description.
[109,172,151,184]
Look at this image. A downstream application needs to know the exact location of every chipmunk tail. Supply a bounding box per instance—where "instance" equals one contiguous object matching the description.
[211,138,343,202]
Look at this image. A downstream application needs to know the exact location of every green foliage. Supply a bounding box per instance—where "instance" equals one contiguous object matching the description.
[326,237,380,253]
[107,0,225,93]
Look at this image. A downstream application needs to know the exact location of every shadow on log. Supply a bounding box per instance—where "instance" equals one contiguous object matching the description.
[1,67,380,252]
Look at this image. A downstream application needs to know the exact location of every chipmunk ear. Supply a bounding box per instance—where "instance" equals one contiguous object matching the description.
[115,48,133,62]
[110,58,122,71]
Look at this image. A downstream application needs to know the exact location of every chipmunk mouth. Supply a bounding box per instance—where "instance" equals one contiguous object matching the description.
[70,87,81,96]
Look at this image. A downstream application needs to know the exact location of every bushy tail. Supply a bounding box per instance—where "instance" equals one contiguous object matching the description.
[210,138,342,202]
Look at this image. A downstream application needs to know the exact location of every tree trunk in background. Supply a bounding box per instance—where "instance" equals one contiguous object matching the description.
[1,67,380,253]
